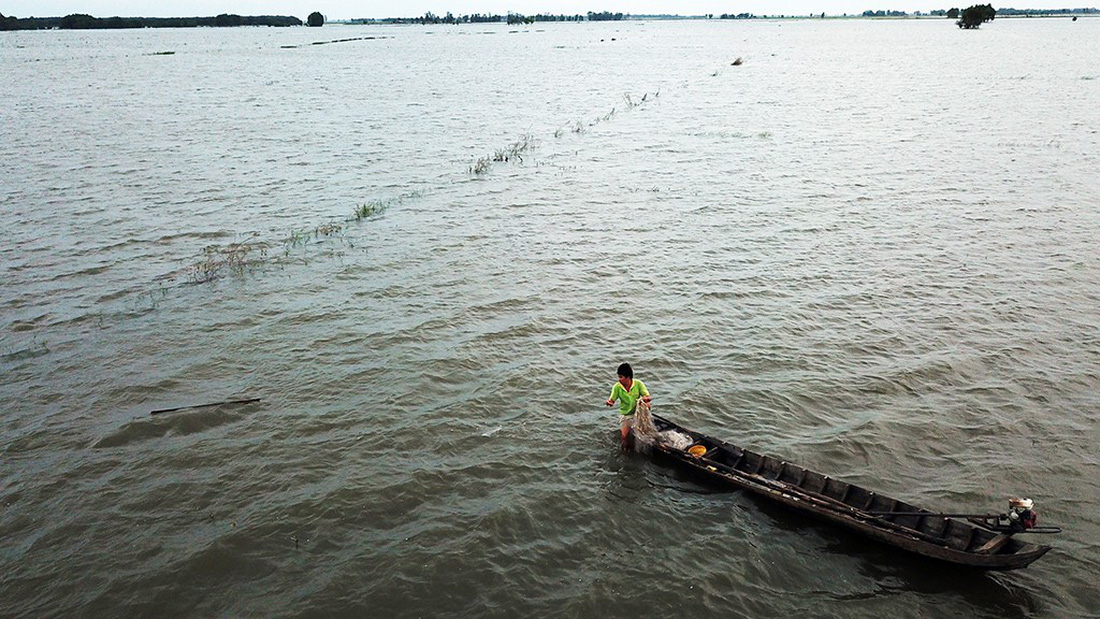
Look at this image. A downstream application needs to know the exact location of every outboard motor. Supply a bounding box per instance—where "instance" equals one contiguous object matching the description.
[1007,497,1038,531]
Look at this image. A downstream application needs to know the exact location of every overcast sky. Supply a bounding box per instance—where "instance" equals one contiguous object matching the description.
[3,0,1088,19]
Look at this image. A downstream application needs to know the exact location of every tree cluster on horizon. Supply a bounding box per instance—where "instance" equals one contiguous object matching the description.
[0,12,302,30]
[957,3,997,27]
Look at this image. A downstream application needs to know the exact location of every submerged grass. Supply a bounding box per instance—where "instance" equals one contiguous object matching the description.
[471,88,662,176]
[549,91,657,142]
[471,157,492,174]
[352,190,421,220]
[180,65,708,285]
[282,222,345,255]
[354,200,387,220]
[187,233,269,283]
[470,134,534,175]
[180,190,422,284]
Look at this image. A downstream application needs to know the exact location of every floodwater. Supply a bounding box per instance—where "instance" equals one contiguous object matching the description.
[2,16,1099,618]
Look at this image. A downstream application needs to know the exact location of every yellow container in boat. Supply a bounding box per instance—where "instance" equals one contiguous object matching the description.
[688,444,707,457]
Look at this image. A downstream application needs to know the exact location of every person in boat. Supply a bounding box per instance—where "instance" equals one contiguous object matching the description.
[605,362,651,447]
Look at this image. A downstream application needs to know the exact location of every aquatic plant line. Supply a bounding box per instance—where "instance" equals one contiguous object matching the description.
[279,36,388,49]
[184,227,339,284]
[175,190,423,285]
[548,89,661,141]
[178,54,746,286]
[352,191,421,221]
[467,53,744,176]
[187,233,270,283]
[467,88,668,176]
[51,188,423,327]
[534,55,753,177]
[468,134,535,176]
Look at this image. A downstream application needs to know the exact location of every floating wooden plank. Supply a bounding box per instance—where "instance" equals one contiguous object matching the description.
[150,398,260,415]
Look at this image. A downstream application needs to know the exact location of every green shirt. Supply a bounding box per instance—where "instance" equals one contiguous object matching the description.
[609,379,649,416]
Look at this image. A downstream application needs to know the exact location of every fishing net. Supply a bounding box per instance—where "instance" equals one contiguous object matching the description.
[658,429,694,451]
[632,398,659,445]
[631,398,694,451]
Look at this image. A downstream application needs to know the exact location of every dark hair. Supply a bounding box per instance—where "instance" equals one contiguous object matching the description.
[617,362,633,378]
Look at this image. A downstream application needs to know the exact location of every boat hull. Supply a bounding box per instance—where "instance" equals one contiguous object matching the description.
[646,415,1051,570]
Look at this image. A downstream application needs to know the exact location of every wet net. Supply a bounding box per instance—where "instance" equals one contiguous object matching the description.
[631,399,694,451]
[632,399,659,444]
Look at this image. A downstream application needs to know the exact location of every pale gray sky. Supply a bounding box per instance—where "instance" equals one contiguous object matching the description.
[3,1,1089,20]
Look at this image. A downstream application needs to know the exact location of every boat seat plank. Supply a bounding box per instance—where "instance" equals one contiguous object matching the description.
[847,486,872,509]
[795,468,807,488]
[750,456,764,475]
[975,534,1012,555]
[802,471,827,494]
[762,457,784,479]
[944,520,977,551]
[961,527,977,551]
[823,477,849,501]
[837,483,851,504]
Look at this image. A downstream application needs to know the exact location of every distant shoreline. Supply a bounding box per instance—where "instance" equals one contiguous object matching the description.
[2,8,1097,32]
[0,13,302,31]
[327,8,1100,24]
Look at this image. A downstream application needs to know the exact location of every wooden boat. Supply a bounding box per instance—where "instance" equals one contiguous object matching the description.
[646,414,1053,570]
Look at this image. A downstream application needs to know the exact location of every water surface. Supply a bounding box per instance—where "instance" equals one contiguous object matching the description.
[2,17,1099,617]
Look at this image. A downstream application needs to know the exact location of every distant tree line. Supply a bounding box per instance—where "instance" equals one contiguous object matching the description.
[587,11,625,20]
[508,13,589,23]
[355,12,506,24]
[340,5,1096,25]
[862,9,913,16]
[861,6,1097,19]
[996,6,1098,14]
[711,7,1098,20]
[0,13,302,30]
[351,11,621,24]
